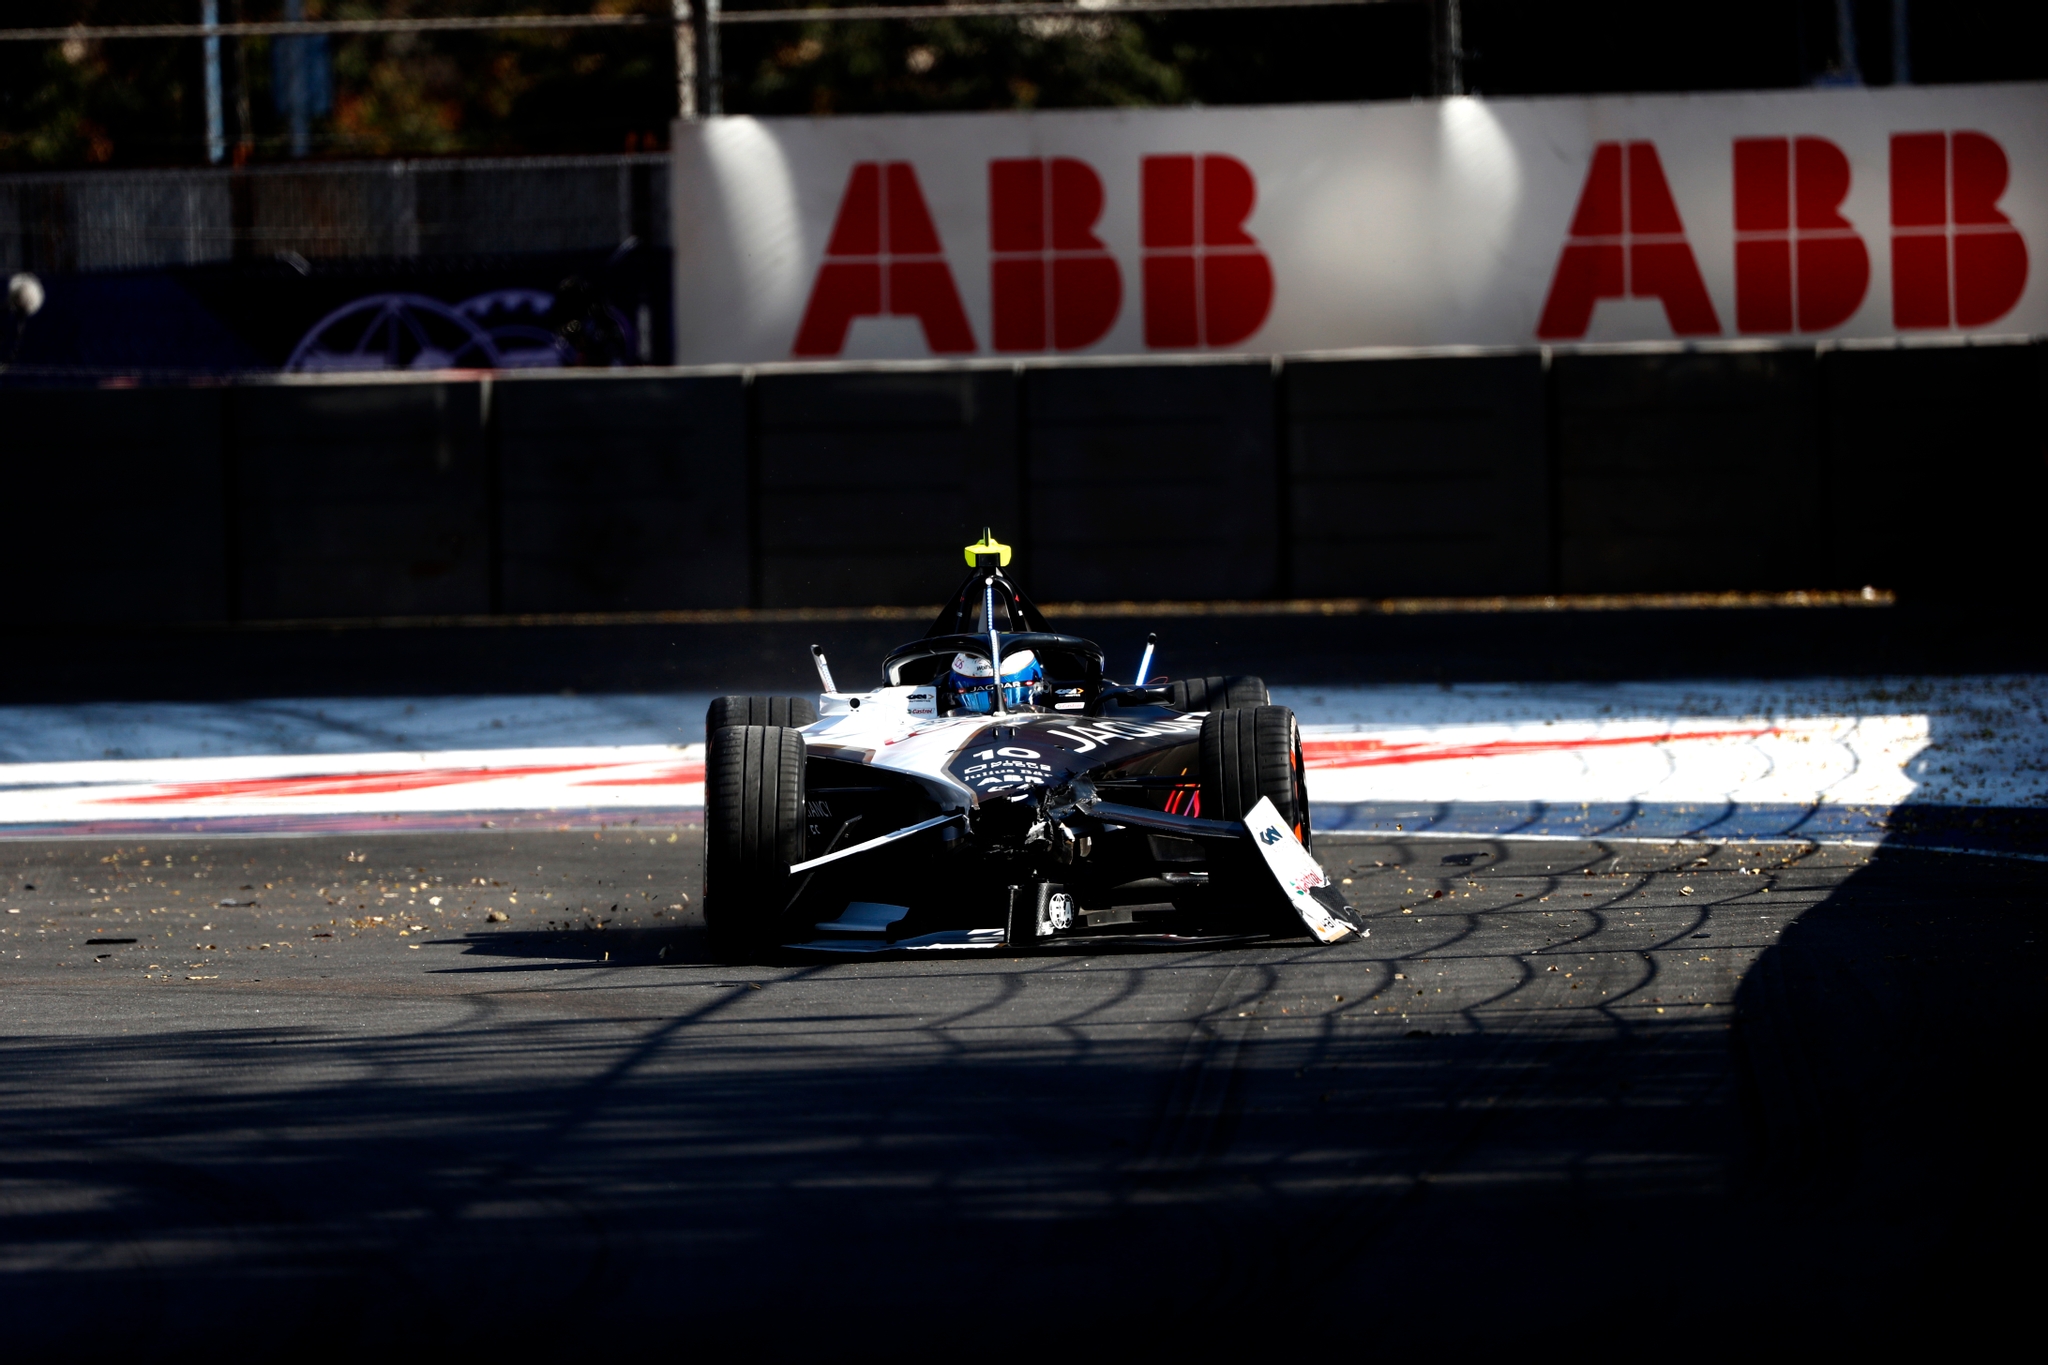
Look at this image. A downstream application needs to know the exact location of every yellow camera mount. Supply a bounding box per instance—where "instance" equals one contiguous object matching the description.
[963,528,1012,568]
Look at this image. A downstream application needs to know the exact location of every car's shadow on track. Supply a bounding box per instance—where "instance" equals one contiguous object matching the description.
[431,919,1294,972]
[430,921,710,972]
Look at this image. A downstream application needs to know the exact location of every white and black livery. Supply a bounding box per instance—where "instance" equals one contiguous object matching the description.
[703,533,1367,954]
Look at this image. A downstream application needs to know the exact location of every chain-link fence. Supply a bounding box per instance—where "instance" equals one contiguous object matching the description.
[0,153,669,275]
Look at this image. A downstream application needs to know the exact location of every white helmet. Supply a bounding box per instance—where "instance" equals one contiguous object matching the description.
[948,650,1042,713]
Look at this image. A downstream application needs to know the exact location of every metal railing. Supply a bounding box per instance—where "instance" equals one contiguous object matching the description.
[0,155,668,274]
[0,1,1429,120]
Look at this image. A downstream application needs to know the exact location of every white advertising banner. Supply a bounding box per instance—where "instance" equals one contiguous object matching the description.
[671,83,2047,365]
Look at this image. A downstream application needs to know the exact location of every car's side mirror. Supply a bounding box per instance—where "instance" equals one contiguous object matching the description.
[1087,684,1170,715]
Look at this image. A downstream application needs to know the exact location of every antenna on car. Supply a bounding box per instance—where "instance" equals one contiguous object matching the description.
[810,644,838,693]
[1134,632,1157,687]
[984,574,1008,715]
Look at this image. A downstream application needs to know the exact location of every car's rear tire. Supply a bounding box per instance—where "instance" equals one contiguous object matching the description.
[703,724,807,950]
[1199,705,1311,933]
[1167,675,1269,713]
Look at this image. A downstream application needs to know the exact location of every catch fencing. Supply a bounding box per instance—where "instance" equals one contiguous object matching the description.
[0,154,669,275]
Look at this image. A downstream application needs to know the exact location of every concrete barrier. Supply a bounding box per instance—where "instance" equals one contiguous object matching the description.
[229,382,489,618]
[754,370,1019,608]
[0,341,2038,627]
[1553,350,1824,592]
[495,375,747,612]
[1284,354,1548,597]
[1,387,228,624]
[1025,363,1277,602]
[1822,344,2048,600]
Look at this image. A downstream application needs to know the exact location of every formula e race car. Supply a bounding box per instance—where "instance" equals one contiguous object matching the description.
[702,533,1366,955]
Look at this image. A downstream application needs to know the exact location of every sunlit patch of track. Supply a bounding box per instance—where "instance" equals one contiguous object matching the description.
[0,677,2038,848]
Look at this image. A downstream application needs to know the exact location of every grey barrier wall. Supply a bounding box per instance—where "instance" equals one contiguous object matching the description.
[754,370,1019,609]
[1284,354,1549,598]
[1824,344,2046,601]
[1555,349,1827,592]
[0,342,2039,625]
[231,382,491,620]
[8,386,228,624]
[495,376,747,613]
[1027,364,1278,603]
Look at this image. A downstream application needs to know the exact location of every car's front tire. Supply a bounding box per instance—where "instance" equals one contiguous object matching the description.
[1198,705,1311,934]
[1166,675,1269,713]
[705,694,818,739]
[703,724,807,951]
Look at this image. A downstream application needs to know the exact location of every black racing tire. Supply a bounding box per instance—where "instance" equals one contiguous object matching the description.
[705,697,817,779]
[1199,705,1312,933]
[1166,675,1270,713]
[706,695,818,739]
[703,725,807,950]
[1199,705,1310,842]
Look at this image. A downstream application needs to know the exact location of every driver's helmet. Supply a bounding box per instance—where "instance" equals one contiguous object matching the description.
[949,649,1044,714]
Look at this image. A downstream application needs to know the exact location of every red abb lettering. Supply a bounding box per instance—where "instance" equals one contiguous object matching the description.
[1891,131,2028,329]
[1141,155,1274,348]
[791,162,977,357]
[1733,137,1870,333]
[989,158,1121,352]
[1536,142,1721,339]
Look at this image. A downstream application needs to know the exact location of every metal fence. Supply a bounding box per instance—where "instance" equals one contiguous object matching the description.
[0,154,670,275]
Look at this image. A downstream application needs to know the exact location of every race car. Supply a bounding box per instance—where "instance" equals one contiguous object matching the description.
[703,533,1365,954]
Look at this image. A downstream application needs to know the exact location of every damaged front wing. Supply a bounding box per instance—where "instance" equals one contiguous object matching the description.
[784,782,1366,952]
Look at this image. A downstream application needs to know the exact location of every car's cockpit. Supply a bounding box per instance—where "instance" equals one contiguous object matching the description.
[881,533,1109,717]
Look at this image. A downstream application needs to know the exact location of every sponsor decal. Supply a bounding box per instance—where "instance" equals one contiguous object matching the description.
[677,89,2042,363]
[793,161,977,356]
[1139,154,1274,348]
[1537,141,1720,339]
[1732,136,1870,333]
[959,743,1057,793]
[990,157,1122,352]
[1890,131,2029,328]
[1044,715,1204,755]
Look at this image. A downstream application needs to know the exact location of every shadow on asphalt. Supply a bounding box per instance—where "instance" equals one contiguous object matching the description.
[435,913,1291,972]
[1,847,2038,1355]
[429,924,706,972]
[1731,845,2043,1333]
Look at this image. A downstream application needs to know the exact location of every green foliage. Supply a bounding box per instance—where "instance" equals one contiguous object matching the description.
[321,2,675,158]
[0,1,680,168]
[733,16,1185,116]
[0,2,1429,170]
[0,2,198,169]
[720,7,1433,116]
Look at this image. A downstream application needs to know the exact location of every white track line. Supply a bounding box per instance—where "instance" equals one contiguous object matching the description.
[0,677,2038,847]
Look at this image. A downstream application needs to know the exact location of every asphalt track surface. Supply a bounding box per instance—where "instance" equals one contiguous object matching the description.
[4,828,2039,1354]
